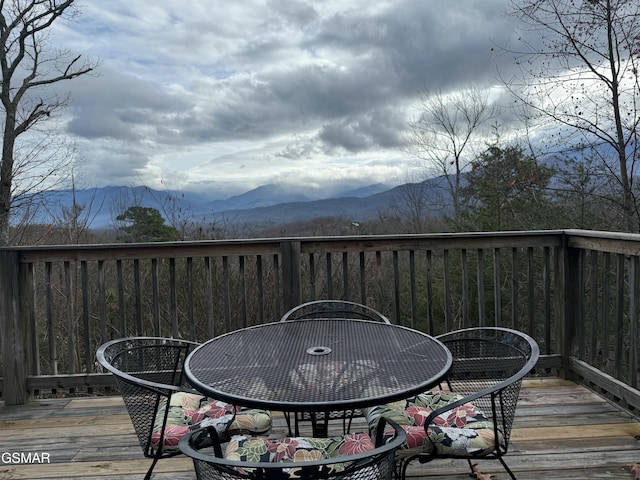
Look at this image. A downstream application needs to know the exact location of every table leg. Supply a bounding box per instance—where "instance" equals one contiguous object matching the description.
[309,412,329,438]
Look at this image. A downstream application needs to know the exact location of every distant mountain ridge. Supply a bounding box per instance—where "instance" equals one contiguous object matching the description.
[206,182,392,211]
[17,178,452,230]
[19,182,399,229]
[207,178,451,226]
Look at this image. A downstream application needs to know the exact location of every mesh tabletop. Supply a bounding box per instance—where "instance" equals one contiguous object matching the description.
[185,319,452,412]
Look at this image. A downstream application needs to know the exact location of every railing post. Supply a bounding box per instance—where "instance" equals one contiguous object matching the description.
[0,250,30,404]
[280,240,302,314]
[629,256,639,389]
[559,236,580,379]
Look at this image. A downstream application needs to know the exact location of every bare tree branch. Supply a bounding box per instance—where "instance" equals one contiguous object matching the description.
[0,0,99,244]
[406,86,500,224]
[504,0,640,231]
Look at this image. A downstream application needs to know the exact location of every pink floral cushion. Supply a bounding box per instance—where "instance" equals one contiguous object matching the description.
[364,391,501,458]
[151,392,271,452]
[224,432,375,474]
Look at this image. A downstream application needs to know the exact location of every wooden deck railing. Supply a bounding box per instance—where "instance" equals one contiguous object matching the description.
[1,229,639,411]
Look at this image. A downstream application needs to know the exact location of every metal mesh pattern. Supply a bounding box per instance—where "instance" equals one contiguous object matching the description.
[436,328,538,445]
[185,320,452,412]
[281,300,391,324]
[397,327,540,480]
[191,452,397,480]
[280,301,391,434]
[180,419,405,480]
[96,337,199,457]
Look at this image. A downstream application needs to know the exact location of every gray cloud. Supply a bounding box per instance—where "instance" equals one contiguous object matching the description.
[55,0,521,194]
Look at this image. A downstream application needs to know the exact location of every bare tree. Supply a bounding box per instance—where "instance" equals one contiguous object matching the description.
[0,0,97,245]
[505,0,640,231]
[387,166,449,233]
[407,86,500,224]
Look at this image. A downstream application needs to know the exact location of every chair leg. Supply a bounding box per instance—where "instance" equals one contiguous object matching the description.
[498,456,517,480]
[283,412,294,436]
[465,458,517,480]
[144,456,160,480]
[398,457,410,480]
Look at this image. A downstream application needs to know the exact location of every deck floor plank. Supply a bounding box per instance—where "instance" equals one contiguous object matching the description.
[1,378,639,479]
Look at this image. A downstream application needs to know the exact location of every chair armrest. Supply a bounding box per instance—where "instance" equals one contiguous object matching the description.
[423,388,499,427]
[180,418,407,478]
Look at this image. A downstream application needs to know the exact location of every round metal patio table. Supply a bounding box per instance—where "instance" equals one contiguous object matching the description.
[184,318,452,418]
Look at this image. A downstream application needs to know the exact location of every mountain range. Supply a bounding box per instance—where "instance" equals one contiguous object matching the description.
[21,177,451,230]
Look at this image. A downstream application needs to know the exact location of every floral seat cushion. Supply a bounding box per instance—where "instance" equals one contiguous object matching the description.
[224,432,375,474]
[151,392,272,452]
[364,391,501,458]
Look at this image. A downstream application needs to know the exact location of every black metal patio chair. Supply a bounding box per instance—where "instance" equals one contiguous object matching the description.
[96,337,272,480]
[364,327,539,480]
[281,300,391,323]
[280,300,391,436]
[179,417,406,480]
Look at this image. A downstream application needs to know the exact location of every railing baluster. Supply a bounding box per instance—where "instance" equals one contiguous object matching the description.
[577,249,585,360]
[273,253,281,317]
[629,256,639,388]
[461,249,469,329]
[187,257,195,339]
[425,249,434,334]
[601,252,611,374]
[98,260,107,345]
[393,250,400,324]
[409,249,416,329]
[239,256,247,329]
[81,261,91,373]
[169,258,178,338]
[589,251,598,366]
[326,252,333,299]
[151,258,160,337]
[116,259,126,336]
[511,248,518,330]
[615,254,625,380]
[477,248,485,327]
[64,261,75,373]
[26,263,39,376]
[205,256,215,337]
[359,251,366,304]
[308,252,316,300]
[375,251,383,318]
[443,249,452,332]
[45,262,57,375]
[223,256,231,332]
[133,259,142,335]
[493,248,501,328]
[342,252,349,300]
[528,247,535,336]
[543,246,551,356]
[256,255,264,325]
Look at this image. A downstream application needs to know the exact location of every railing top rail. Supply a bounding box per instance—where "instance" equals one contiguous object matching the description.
[564,229,640,255]
[299,230,565,252]
[6,238,285,263]
[8,229,640,263]
[1,230,571,263]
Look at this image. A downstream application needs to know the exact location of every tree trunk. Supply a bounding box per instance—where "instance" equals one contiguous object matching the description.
[0,113,16,246]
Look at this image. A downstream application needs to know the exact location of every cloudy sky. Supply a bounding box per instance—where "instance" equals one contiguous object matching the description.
[50,0,518,198]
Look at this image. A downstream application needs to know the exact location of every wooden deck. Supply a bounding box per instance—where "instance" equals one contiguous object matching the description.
[1,378,640,480]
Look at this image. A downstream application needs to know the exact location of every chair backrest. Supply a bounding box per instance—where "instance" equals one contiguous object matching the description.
[96,337,200,456]
[435,327,539,449]
[281,300,391,323]
[179,418,406,480]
